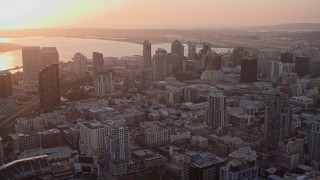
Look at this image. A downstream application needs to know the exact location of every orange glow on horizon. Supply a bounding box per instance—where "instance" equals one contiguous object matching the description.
[0,0,319,29]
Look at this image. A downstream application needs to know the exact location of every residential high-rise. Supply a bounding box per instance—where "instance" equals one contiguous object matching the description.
[92,52,104,75]
[240,56,258,83]
[264,92,292,148]
[206,93,226,128]
[124,69,138,92]
[220,147,258,180]
[73,52,86,77]
[105,121,129,177]
[94,73,114,96]
[187,41,196,59]
[140,68,153,90]
[79,120,106,158]
[280,52,294,63]
[295,56,310,77]
[276,138,304,170]
[153,48,168,81]
[310,120,320,169]
[41,47,59,68]
[22,46,41,80]
[39,64,60,113]
[0,71,12,98]
[143,40,152,67]
[171,40,184,70]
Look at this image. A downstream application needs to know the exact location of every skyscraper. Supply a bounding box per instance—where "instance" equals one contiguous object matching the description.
[240,56,258,83]
[105,121,129,177]
[73,52,86,77]
[187,41,196,59]
[94,73,114,96]
[22,46,41,80]
[310,120,320,169]
[124,69,138,92]
[41,47,59,68]
[140,68,153,90]
[143,40,152,67]
[171,40,184,70]
[264,92,292,148]
[295,56,310,77]
[153,48,168,81]
[206,93,226,128]
[92,52,104,75]
[0,71,12,98]
[280,52,294,63]
[39,64,60,113]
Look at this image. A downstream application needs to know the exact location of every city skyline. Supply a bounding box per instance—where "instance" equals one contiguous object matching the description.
[1,0,320,29]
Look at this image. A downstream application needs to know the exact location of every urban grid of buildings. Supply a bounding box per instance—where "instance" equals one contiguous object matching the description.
[0,36,320,180]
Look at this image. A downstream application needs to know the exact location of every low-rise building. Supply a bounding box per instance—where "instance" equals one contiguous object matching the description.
[220,147,258,180]
[170,128,191,143]
[191,135,208,149]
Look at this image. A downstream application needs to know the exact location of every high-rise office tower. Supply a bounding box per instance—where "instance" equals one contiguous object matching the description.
[240,56,258,83]
[264,92,292,148]
[105,121,129,177]
[0,71,12,98]
[295,56,310,77]
[310,120,320,169]
[124,69,138,92]
[187,41,196,59]
[94,73,114,96]
[41,47,59,68]
[143,40,152,67]
[206,93,226,128]
[73,52,86,77]
[92,52,104,75]
[231,47,249,65]
[171,40,184,70]
[153,48,168,81]
[39,64,60,113]
[280,52,294,63]
[266,61,283,82]
[22,46,41,80]
[140,68,153,90]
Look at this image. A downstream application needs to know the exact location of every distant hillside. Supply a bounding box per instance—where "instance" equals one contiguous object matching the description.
[252,23,320,31]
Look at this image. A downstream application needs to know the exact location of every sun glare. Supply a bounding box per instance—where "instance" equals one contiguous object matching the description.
[0,0,130,29]
[0,38,10,43]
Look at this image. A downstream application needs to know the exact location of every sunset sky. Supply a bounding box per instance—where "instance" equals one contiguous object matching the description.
[0,0,319,29]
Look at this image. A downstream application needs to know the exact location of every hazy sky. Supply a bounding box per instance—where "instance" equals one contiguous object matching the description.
[0,0,319,29]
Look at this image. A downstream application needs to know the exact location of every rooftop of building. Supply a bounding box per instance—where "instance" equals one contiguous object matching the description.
[22,46,40,51]
[132,149,166,161]
[41,47,58,53]
[80,120,105,129]
[17,146,74,161]
[189,152,225,168]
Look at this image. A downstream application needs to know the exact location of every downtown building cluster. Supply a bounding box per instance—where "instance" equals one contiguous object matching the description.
[0,37,320,180]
